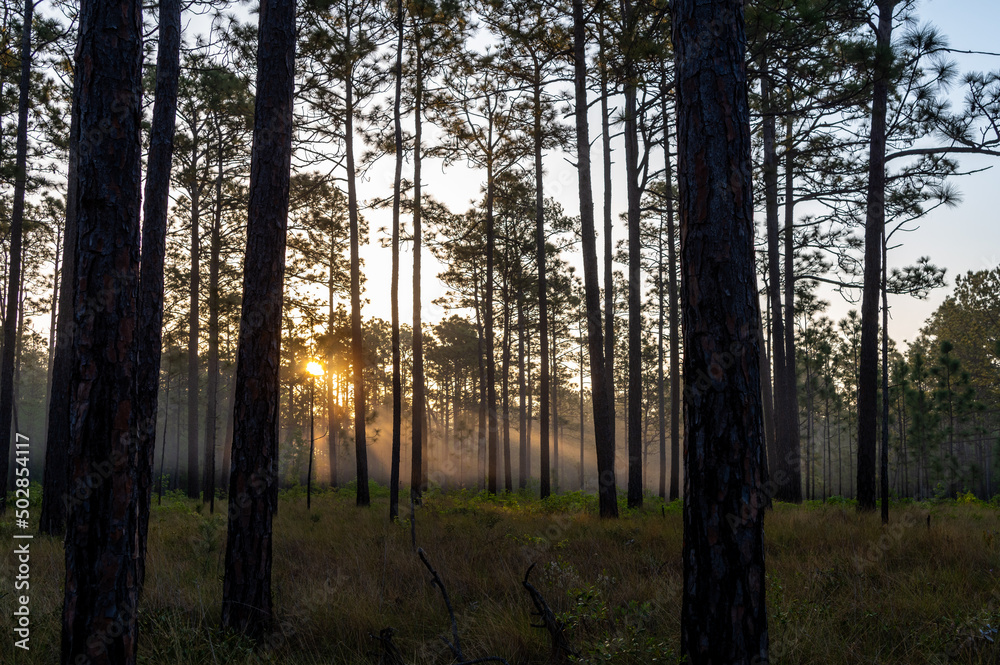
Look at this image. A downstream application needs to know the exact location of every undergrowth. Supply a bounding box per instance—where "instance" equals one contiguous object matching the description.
[2,485,998,664]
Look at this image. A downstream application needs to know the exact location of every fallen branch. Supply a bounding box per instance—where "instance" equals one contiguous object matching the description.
[418,548,510,665]
[370,627,407,665]
[522,563,578,663]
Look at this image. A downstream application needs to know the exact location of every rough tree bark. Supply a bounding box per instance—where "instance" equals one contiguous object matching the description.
[220,0,296,638]
[59,0,144,658]
[671,0,769,661]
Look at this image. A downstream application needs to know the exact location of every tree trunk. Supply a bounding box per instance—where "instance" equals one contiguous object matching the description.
[533,62,551,500]
[221,371,236,491]
[327,282,338,487]
[599,16,616,479]
[761,64,799,503]
[781,116,803,503]
[389,0,404,521]
[573,0,617,517]
[474,267,487,490]
[134,0,181,578]
[857,0,894,513]
[46,226,61,378]
[657,202,667,500]
[60,0,143,657]
[526,332,533,482]
[622,3,643,508]
[518,293,527,489]
[221,0,296,638]
[345,19,370,506]
[502,291,513,492]
[665,118,681,503]
[551,321,559,492]
[0,0,33,513]
[303,377,313,505]
[671,0,769,661]
[880,228,890,522]
[157,373,170,505]
[411,34,426,498]
[486,160,499,495]
[203,139,223,512]
[187,151,202,499]
[39,57,79,537]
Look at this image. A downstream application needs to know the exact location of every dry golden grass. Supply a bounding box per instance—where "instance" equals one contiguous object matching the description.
[3,487,1000,664]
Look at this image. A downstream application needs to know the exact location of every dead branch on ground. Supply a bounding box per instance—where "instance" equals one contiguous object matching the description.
[522,562,578,664]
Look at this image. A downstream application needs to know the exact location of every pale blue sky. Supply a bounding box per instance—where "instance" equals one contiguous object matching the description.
[878,0,1000,345]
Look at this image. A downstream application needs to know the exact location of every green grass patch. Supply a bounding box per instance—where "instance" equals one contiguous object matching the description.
[2,493,999,663]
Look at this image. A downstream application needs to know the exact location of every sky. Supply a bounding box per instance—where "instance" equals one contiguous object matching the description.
[25,0,999,353]
[353,0,1000,351]
[865,0,1000,345]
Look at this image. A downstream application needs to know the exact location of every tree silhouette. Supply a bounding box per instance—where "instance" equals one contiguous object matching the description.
[221,0,297,638]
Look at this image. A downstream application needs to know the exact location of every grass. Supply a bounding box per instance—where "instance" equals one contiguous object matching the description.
[3,485,1000,664]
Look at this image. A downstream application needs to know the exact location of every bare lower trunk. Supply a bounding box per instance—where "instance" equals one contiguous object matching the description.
[221,0,296,638]
[135,0,181,578]
[345,22,369,506]
[623,21,643,508]
[389,0,404,520]
[672,0,768,660]
[518,295,527,489]
[187,166,201,499]
[411,35,426,498]
[60,0,143,657]
[573,0,617,517]
[857,0,894,512]
[486,163,499,494]
[39,91,79,536]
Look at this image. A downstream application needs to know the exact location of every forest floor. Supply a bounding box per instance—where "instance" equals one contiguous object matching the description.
[3,484,1000,664]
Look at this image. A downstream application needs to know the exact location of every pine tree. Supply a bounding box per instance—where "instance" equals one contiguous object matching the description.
[221,0,297,638]
[671,0,768,660]
[59,0,143,658]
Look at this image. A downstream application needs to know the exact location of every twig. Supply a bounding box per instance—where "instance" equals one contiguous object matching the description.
[370,627,407,665]
[522,563,578,664]
[417,548,511,665]
[418,547,464,660]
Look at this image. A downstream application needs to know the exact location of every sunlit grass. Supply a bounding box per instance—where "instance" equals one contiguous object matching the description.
[2,486,999,663]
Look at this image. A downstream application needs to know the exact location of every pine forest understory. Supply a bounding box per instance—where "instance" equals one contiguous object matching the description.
[1,0,999,662]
